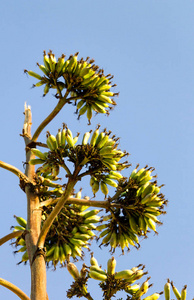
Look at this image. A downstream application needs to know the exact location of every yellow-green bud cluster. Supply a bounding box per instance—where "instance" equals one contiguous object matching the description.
[88,255,163,299]
[96,165,167,252]
[13,196,100,267]
[66,263,89,298]
[29,126,78,182]
[89,254,146,283]
[166,281,187,300]
[28,152,63,200]
[67,127,129,178]
[66,263,90,298]
[25,51,118,123]
[97,220,140,252]
[29,126,129,198]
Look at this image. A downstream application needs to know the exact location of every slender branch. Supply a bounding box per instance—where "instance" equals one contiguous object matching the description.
[109,186,126,202]
[39,196,121,209]
[109,179,135,202]
[37,178,77,248]
[0,161,34,185]
[34,142,48,149]
[65,90,89,102]
[66,95,82,102]
[39,198,59,207]
[0,278,30,300]
[0,231,24,246]
[77,166,105,180]
[77,169,92,180]
[32,90,69,142]
[60,161,72,176]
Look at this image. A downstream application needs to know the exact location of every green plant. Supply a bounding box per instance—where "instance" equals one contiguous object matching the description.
[0,50,188,300]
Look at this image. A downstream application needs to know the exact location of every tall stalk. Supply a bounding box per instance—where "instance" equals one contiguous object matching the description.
[23,104,47,300]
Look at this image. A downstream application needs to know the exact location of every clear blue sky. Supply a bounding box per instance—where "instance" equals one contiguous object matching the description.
[0,1,194,299]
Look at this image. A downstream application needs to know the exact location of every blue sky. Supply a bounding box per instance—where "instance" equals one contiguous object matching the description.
[0,1,194,299]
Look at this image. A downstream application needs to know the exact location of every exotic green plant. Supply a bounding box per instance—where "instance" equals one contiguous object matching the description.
[0,51,189,300]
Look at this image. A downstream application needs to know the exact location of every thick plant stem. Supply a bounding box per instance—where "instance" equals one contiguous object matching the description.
[30,255,47,300]
[0,278,30,300]
[25,185,47,300]
[23,104,47,300]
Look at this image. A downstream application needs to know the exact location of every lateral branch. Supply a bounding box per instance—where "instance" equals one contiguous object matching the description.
[0,278,30,300]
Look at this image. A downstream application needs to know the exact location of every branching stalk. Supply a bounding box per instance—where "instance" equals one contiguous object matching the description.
[77,168,101,180]
[37,178,77,248]
[60,161,72,176]
[39,196,120,209]
[32,90,69,142]
[0,278,30,300]
[0,160,33,185]
[0,231,24,246]
[34,142,48,149]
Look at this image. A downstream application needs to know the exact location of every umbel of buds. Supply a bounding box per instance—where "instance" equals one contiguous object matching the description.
[96,165,167,252]
[25,50,119,124]
[29,124,130,198]
[88,254,163,300]
[13,190,101,267]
